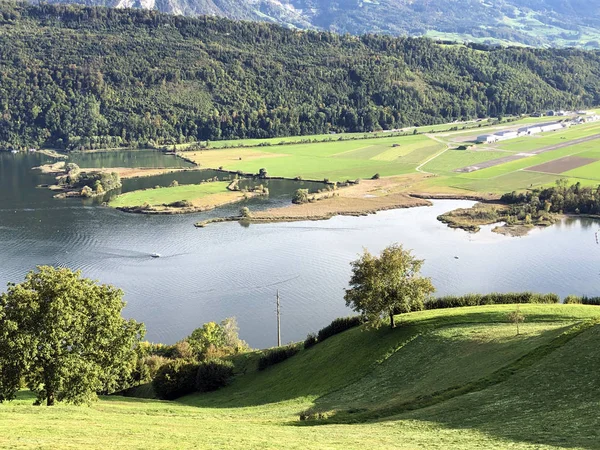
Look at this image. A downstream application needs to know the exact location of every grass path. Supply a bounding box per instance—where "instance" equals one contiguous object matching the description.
[415,134,453,174]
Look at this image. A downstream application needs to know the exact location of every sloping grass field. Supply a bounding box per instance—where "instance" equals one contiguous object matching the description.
[3,304,600,449]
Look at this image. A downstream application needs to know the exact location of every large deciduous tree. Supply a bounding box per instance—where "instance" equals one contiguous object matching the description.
[0,266,144,406]
[344,244,435,329]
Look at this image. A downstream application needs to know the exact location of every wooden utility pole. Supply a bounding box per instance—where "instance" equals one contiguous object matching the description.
[276,290,281,347]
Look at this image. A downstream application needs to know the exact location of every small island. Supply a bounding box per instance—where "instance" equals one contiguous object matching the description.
[110,180,268,214]
[437,180,599,236]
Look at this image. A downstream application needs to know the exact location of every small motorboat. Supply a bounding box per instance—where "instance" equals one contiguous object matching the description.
[151,253,161,258]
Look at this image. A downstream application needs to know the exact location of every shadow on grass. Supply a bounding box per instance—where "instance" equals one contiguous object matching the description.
[177,308,592,412]
[292,322,600,450]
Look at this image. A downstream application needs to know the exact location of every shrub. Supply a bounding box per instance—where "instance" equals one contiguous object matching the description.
[564,295,582,304]
[258,345,299,371]
[240,207,251,218]
[371,173,380,180]
[169,180,179,187]
[134,354,169,383]
[80,185,93,197]
[195,359,235,392]
[317,316,363,343]
[152,359,199,400]
[292,189,309,204]
[172,341,195,359]
[167,200,192,208]
[424,292,560,310]
[303,333,318,350]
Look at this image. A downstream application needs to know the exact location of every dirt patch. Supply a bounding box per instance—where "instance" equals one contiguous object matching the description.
[97,167,197,179]
[525,156,597,174]
[454,154,525,173]
[184,148,285,168]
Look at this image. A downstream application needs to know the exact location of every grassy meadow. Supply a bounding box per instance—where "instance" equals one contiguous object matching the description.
[186,135,446,181]
[109,182,233,208]
[178,115,600,195]
[2,304,600,449]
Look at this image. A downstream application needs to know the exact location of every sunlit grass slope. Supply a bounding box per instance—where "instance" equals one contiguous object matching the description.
[2,304,600,449]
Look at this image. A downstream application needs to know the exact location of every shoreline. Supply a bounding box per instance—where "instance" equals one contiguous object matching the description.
[194,176,493,228]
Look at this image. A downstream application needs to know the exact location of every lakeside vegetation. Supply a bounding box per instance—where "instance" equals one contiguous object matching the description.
[2,3,600,152]
[438,180,600,234]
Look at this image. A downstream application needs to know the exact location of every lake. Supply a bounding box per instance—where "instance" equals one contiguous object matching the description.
[1,150,600,349]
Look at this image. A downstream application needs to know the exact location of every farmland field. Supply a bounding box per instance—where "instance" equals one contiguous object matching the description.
[178,113,600,195]
[186,135,446,181]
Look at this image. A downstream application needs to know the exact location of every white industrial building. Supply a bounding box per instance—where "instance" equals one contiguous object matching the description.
[477,134,499,144]
[495,130,519,140]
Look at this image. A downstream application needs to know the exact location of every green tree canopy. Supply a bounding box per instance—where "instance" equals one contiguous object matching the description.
[344,244,435,329]
[186,317,249,359]
[0,266,144,406]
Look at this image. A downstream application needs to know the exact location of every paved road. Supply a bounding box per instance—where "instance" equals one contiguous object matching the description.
[454,133,600,173]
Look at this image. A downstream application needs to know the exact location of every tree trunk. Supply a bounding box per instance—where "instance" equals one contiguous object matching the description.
[47,391,55,407]
[389,311,395,329]
[45,371,55,406]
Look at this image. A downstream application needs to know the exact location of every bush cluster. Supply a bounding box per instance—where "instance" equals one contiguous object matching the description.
[152,359,199,400]
[424,292,560,310]
[195,360,235,392]
[317,316,363,343]
[257,346,299,371]
[564,296,600,305]
[303,333,318,350]
[167,200,193,208]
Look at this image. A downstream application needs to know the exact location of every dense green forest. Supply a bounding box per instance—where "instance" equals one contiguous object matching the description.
[1,3,600,151]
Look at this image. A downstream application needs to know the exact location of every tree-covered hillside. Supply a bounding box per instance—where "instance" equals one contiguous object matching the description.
[36,0,600,48]
[1,3,600,151]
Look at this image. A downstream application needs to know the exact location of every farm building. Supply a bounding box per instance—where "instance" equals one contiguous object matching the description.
[518,126,542,135]
[495,131,518,140]
[477,134,498,144]
[539,123,564,133]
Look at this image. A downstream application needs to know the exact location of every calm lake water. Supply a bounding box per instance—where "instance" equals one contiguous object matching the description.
[1,151,600,348]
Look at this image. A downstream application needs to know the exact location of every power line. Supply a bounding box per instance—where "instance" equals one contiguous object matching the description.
[276,290,281,347]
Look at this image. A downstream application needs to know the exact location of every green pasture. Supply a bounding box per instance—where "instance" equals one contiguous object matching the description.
[421,149,512,174]
[563,160,600,181]
[190,135,445,181]
[109,182,230,207]
[2,305,600,449]
[449,172,562,193]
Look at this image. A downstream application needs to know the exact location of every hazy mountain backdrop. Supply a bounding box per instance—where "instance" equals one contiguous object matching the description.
[35,0,600,47]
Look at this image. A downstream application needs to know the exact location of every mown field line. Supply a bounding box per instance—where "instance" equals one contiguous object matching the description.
[305,320,599,425]
[416,135,452,174]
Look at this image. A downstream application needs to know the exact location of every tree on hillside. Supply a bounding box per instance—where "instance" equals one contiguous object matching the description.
[508,305,525,336]
[344,244,435,329]
[0,266,144,406]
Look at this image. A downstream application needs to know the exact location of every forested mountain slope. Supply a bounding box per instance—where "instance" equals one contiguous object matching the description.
[35,0,600,48]
[1,3,600,151]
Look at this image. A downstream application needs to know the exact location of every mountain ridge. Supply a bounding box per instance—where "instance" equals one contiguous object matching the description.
[34,0,600,48]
